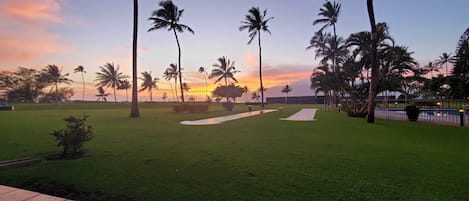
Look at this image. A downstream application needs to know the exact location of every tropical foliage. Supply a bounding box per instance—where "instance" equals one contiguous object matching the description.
[148,0,194,103]
[240,6,273,108]
[95,63,128,103]
[139,72,159,102]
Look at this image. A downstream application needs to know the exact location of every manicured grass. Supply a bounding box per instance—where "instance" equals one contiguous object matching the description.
[0,102,468,201]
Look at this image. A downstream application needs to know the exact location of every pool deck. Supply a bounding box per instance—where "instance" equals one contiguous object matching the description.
[180,109,277,125]
[0,185,72,201]
[281,108,317,121]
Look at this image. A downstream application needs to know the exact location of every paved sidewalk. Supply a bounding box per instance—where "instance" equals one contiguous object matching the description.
[0,185,72,201]
[281,108,317,121]
[180,109,277,125]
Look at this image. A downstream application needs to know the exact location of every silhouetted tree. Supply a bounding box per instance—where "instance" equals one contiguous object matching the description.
[209,56,239,86]
[163,63,178,102]
[366,0,378,123]
[40,65,72,104]
[139,71,159,102]
[436,52,453,76]
[281,85,292,103]
[74,65,86,101]
[118,79,131,102]
[95,62,128,103]
[149,0,194,103]
[198,66,208,98]
[96,87,110,102]
[240,7,273,108]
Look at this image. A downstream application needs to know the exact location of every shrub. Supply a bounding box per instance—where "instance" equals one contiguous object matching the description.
[405,105,420,122]
[172,103,209,113]
[51,114,93,158]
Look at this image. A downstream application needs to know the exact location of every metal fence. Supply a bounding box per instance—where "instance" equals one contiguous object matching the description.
[375,100,469,127]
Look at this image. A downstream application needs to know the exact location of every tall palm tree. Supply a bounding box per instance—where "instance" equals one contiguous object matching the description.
[148,0,194,103]
[74,65,86,101]
[139,71,159,102]
[281,84,292,103]
[118,79,131,102]
[239,7,273,108]
[313,0,341,106]
[130,0,140,117]
[366,0,378,123]
[95,62,127,103]
[40,65,72,104]
[198,66,208,99]
[163,63,178,102]
[436,52,453,76]
[313,1,341,39]
[209,56,239,86]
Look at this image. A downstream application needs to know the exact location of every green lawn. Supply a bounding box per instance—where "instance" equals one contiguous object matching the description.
[0,103,468,201]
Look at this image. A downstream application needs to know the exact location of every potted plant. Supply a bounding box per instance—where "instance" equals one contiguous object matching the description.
[405,105,420,121]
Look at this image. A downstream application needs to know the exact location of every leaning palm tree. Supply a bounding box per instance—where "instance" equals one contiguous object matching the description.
[239,7,273,108]
[74,65,86,101]
[148,0,194,103]
[118,79,131,102]
[198,66,209,99]
[281,85,292,103]
[95,62,128,103]
[130,0,140,117]
[209,56,239,86]
[436,52,453,76]
[163,63,178,102]
[425,62,438,78]
[40,65,72,104]
[139,71,159,102]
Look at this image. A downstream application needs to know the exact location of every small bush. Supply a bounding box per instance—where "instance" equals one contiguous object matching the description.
[172,103,209,113]
[51,114,93,158]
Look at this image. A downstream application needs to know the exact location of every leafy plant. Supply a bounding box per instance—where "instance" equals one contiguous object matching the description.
[51,114,93,158]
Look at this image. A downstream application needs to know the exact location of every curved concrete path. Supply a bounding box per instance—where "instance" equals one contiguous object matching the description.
[281,108,317,121]
[180,109,277,125]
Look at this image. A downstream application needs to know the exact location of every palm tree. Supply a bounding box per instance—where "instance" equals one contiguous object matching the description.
[130,0,140,117]
[425,62,438,78]
[239,7,273,108]
[313,0,341,39]
[209,56,239,86]
[163,63,178,102]
[96,87,111,102]
[436,52,453,76]
[40,65,72,104]
[366,0,378,123]
[281,85,292,103]
[95,62,128,103]
[139,71,159,102]
[148,0,194,103]
[74,65,86,101]
[198,66,208,99]
[118,79,131,102]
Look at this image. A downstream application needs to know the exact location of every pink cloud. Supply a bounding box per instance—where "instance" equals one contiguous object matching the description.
[0,0,70,68]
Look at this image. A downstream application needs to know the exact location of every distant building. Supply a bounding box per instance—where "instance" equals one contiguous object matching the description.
[267,95,396,104]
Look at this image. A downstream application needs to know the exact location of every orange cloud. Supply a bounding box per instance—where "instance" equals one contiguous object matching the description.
[239,65,313,90]
[0,0,69,68]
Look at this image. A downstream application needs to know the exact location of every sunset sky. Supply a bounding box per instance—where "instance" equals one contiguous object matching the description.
[1,0,468,101]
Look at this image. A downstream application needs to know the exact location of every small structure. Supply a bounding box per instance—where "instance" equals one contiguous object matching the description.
[0,97,14,111]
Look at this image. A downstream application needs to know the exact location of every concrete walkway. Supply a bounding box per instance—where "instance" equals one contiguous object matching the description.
[0,185,72,201]
[180,109,277,125]
[281,108,317,121]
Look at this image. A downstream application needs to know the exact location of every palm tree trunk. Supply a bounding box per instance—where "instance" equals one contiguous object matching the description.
[81,72,85,101]
[204,74,208,99]
[113,86,117,103]
[150,89,153,102]
[126,88,129,102]
[168,81,175,102]
[258,32,264,108]
[174,78,178,102]
[173,29,184,103]
[55,82,58,104]
[367,0,378,123]
[130,0,140,117]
